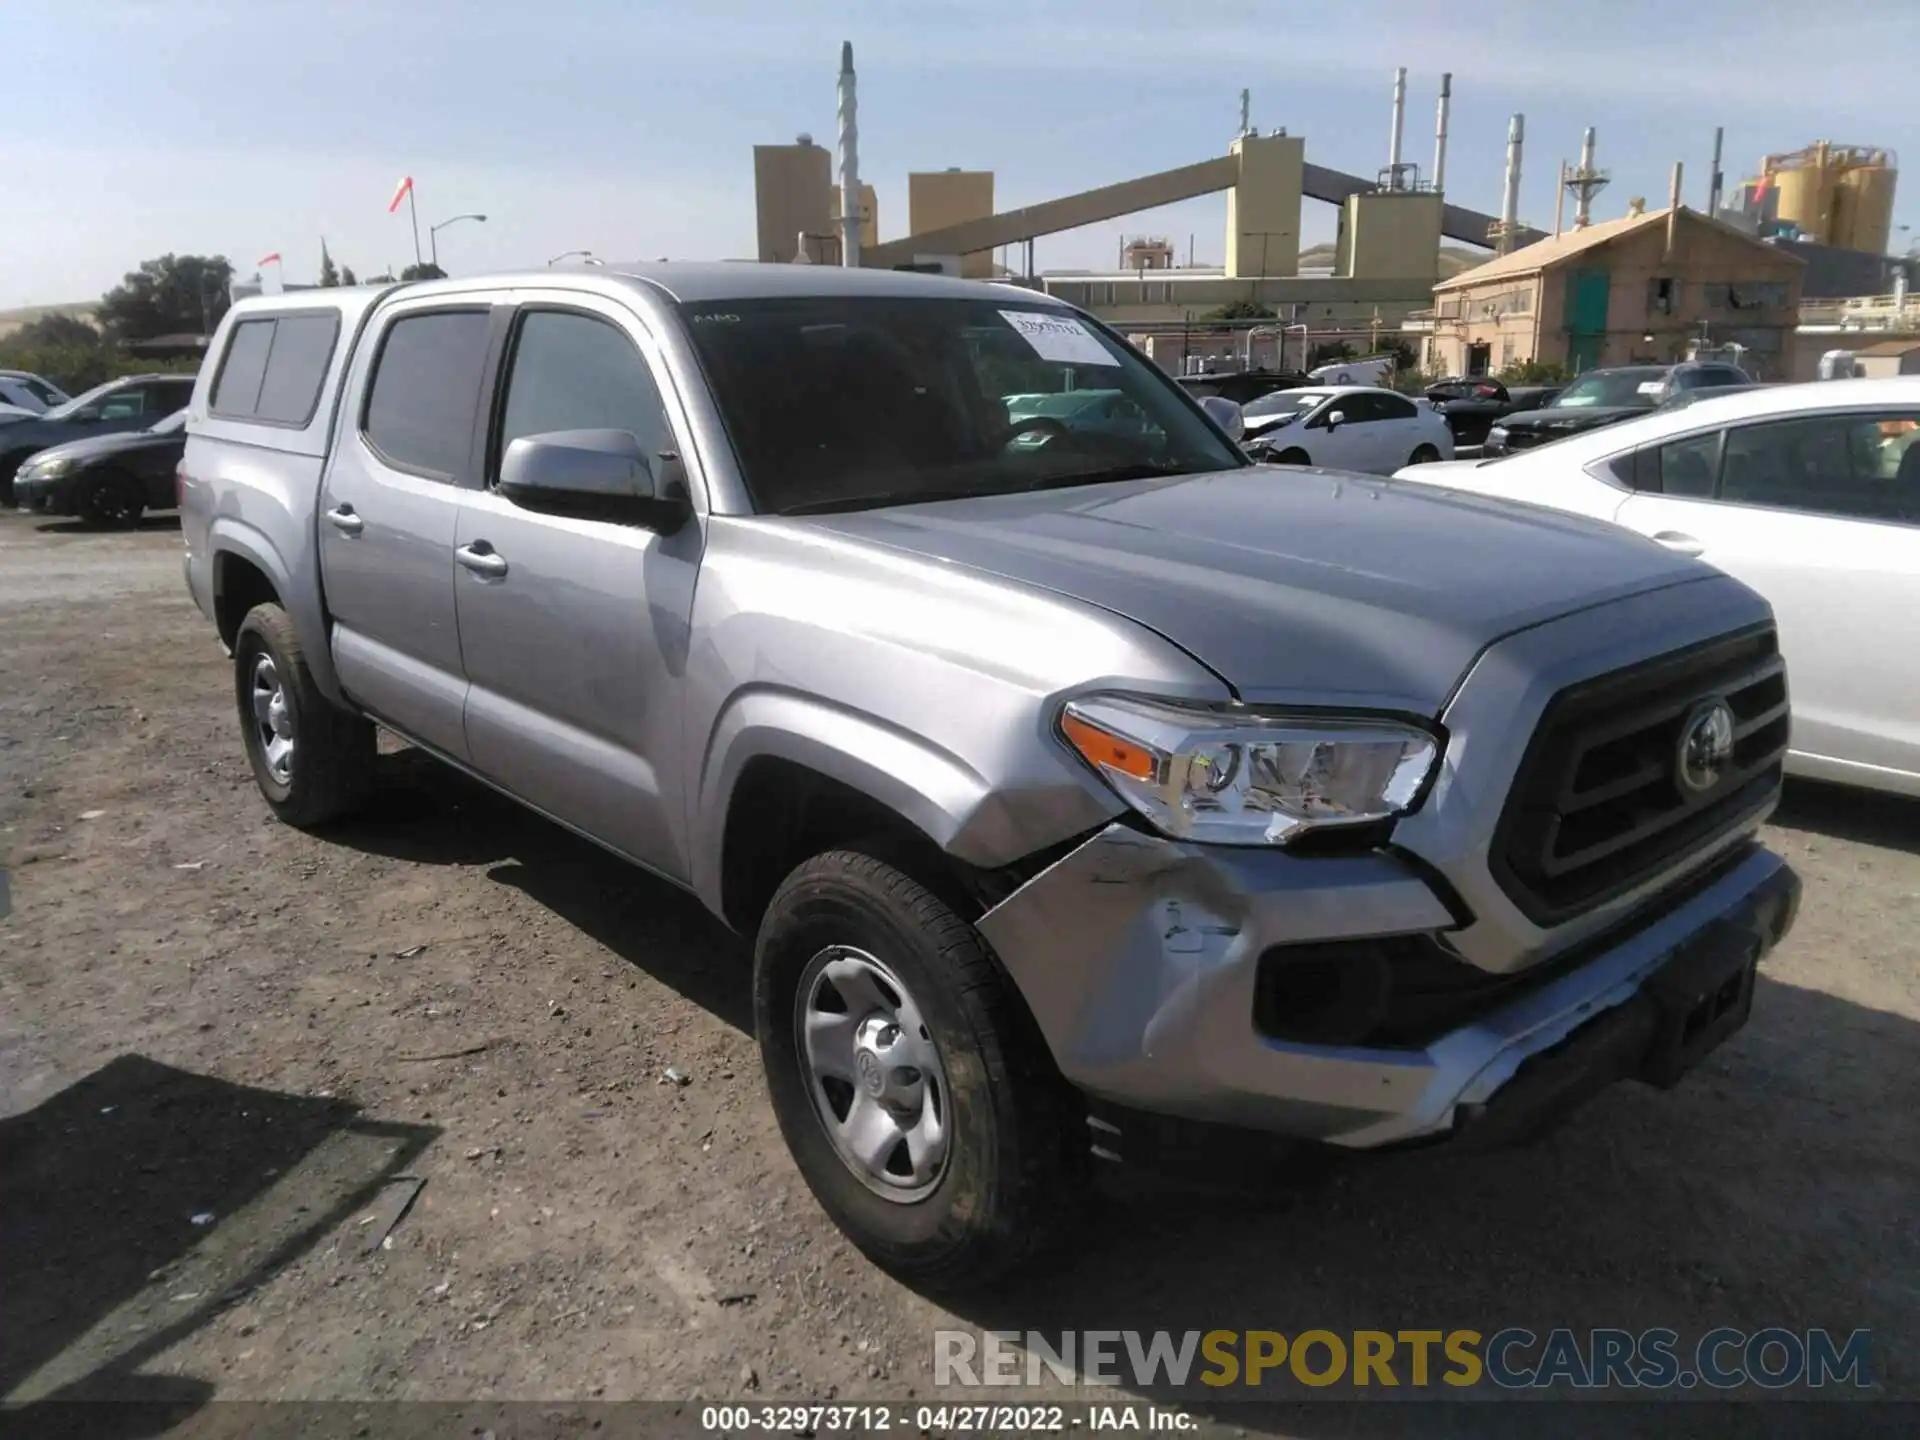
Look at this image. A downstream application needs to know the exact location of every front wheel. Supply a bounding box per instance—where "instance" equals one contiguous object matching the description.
[233,602,376,828]
[1406,444,1442,466]
[76,470,145,528]
[754,849,1082,1287]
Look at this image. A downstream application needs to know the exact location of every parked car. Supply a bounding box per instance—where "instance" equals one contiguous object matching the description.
[1240,384,1454,472]
[0,374,196,503]
[12,409,187,527]
[1004,387,1162,445]
[1174,368,1312,405]
[0,369,70,414]
[0,403,39,427]
[1393,379,1920,796]
[1426,376,1566,448]
[1484,362,1753,455]
[181,269,1797,1283]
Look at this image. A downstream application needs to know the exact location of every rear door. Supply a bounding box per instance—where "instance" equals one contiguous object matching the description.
[317,299,497,759]
[1613,409,1920,788]
[453,295,704,878]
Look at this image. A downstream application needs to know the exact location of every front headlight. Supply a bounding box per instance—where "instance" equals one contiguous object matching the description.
[1059,694,1439,846]
[1487,425,1509,442]
[27,456,71,479]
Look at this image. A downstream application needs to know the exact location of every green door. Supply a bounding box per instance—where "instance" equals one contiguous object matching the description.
[1566,268,1610,371]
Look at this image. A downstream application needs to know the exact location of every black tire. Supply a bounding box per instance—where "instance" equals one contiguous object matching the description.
[233,602,376,828]
[1273,447,1310,465]
[75,469,145,529]
[1406,444,1441,466]
[754,848,1083,1287]
[0,452,29,507]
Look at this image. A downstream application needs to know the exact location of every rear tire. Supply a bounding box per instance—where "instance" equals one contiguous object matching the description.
[233,602,376,828]
[76,470,145,529]
[1407,444,1441,465]
[1273,447,1310,465]
[754,848,1083,1287]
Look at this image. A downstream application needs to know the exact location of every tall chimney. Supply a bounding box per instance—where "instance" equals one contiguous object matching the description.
[1666,161,1684,259]
[1432,73,1452,194]
[1239,87,1252,139]
[1708,126,1725,215]
[1497,113,1525,255]
[1554,160,1568,238]
[837,41,861,268]
[1388,67,1407,187]
[1575,127,1598,227]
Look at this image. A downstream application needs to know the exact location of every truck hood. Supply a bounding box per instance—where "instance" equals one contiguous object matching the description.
[1500,405,1647,433]
[805,466,1704,714]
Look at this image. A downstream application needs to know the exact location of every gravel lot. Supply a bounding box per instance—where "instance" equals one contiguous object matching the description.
[1,512,1915,1430]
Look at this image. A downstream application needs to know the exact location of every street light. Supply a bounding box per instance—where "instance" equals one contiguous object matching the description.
[548,249,594,267]
[427,213,487,269]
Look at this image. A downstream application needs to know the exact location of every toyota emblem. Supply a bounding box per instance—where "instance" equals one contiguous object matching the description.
[1676,698,1737,796]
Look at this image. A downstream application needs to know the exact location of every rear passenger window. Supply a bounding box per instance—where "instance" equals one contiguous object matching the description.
[212,320,274,416]
[211,313,340,424]
[496,310,674,469]
[255,314,340,424]
[1653,431,1722,497]
[363,310,492,480]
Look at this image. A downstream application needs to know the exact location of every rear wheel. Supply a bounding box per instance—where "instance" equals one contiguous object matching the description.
[233,603,376,827]
[754,848,1083,1286]
[1406,444,1441,466]
[76,470,145,528]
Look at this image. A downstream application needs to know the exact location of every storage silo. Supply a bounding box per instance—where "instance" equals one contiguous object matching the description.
[1833,152,1897,256]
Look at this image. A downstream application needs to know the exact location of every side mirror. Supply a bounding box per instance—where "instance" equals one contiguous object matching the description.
[1325,409,1346,432]
[1198,395,1244,442]
[497,428,690,531]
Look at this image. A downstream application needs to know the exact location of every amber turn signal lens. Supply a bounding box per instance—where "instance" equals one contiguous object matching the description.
[1061,711,1158,781]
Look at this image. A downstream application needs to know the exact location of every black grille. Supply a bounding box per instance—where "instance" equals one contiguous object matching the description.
[1492,625,1789,925]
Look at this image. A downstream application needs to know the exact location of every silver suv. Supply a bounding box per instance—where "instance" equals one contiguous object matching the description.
[179,266,1799,1284]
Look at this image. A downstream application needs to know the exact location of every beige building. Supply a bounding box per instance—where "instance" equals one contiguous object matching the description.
[751,140,877,264]
[1847,338,1920,377]
[908,170,995,278]
[1424,206,1804,379]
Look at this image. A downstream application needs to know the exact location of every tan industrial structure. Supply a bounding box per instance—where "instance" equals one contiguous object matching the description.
[1845,338,1920,377]
[1744,142,1898,256]
[1422,203,1804,379]
[907,170,995,278]
[1334,190,1445,283]
[752,139,876,265]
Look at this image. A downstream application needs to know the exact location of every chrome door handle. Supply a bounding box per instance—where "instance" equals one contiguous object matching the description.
[455,542,508,578]
[325,504,364,535]
[1651,530,1705,557]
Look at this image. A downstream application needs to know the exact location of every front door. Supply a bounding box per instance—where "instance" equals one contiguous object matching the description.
[317,303,494,759]
[1566,268,1610,373]
[1613,410,1920,788]
[453,298,705,880]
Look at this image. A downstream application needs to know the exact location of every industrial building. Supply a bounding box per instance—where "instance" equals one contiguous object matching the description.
[1421,197,1804,379]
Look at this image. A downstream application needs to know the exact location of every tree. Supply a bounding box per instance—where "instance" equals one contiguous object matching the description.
[400,262,447,282]
[1201,300,1277,322]
[6,313,104,349]
[1389,340,1419,374]
[339,264,359,287]
[1499,357,1571,384]
[96,254,234,340]
[1307,340,1355,369]
[318,241,341,289]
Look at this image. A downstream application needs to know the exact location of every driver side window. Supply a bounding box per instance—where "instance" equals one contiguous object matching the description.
[495,310,677,482]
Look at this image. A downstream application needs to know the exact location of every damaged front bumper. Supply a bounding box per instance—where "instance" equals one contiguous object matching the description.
[976,824,1799,1152]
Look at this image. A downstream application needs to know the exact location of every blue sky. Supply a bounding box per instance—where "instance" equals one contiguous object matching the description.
[7,0,1917,304]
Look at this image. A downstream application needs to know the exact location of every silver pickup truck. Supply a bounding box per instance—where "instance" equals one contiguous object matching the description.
[180,265,1799,1285]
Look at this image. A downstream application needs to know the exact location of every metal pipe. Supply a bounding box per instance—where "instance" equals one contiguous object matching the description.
[1555,160,1568,238]
[1388,67,1407,186]
[837,41,860,268]
[1708,126,1725,215]
[1575,128,1597,227]
[1432,73,1451,195]
[1498,114,1524,254]
[1666,162,1684,259]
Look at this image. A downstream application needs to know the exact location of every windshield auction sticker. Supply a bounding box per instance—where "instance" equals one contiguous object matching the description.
[1000,310,1121,366]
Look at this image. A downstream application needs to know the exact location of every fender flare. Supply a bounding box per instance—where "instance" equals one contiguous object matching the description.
[206,517,346,705]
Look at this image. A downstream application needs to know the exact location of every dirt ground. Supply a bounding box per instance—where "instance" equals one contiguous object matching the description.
[1,512,1916,1431]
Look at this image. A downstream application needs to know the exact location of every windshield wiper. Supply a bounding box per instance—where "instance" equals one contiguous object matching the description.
[776,461,1218,516]
[1023,460,1219,491]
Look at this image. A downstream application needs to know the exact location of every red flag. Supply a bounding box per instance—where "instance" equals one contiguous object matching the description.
[1751,174,1772,201]
[388,175,414,213]
[257,251,282,267]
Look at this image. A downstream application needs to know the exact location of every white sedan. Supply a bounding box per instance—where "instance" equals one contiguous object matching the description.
[1391,378,1920,797]
[1241,385,1454,474]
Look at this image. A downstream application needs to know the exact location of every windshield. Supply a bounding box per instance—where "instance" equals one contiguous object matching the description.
[1551,369,1668,410]
[42,379,125,422]
[679,296,1245,515]
[1241,389,1328,422]
[147,409,188,436]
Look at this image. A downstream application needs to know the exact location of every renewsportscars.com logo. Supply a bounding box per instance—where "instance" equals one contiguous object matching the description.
[934,1328,1875,1391]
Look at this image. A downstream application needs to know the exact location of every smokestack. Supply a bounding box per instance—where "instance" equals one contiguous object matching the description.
[1388,67,1407,187]
[1575,128,1597,227]
[1708,126,1725,215]
[1432,73,1451,194]
[1239,87,1252,139]
[1666,161,1684,259]
[1497,113,1525,254]
[1554,160,1568,238]
[837,41,860,268]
